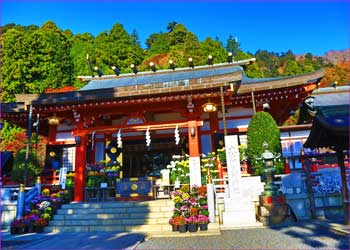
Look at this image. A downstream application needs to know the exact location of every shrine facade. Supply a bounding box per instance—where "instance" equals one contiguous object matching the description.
[1,58,323,201]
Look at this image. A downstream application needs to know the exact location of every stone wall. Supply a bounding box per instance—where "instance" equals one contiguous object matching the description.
[1,204,17,229]
[280,167,346,220]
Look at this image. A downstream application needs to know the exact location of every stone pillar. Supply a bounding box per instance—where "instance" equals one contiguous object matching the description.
[222,135,260,227]
[188,121,201,187]
[225,135,242,196]
[74,134,87,202]
[207,183,215,222]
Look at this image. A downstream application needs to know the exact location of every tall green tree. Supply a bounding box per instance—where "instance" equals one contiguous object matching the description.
[283,60,302,76]
[148,33,170,56]
[70,32,95,87]
[201,37,227,64]
[246,111,283,175]
[167,23,189,46]
[93,23,144,74]
[2,21,73,101]
[169,31,202,67]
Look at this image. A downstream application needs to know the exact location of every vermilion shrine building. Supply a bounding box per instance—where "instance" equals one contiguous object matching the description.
[1,59,323,201]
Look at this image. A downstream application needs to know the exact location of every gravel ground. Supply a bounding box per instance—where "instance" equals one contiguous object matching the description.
[136,222,349,250]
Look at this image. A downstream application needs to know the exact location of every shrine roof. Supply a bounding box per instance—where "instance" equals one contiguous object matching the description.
[303,86,350,150]
[79,64,243,91]
[241,70,323,85]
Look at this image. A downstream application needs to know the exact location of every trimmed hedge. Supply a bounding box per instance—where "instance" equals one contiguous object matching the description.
[247,111,283,175]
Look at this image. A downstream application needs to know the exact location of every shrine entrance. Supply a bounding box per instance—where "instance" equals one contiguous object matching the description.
[122,137,182,178]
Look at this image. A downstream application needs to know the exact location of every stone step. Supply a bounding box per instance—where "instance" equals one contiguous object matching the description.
[62,200,174,209]
[45,200,181,234]
[57,206,173,215]
[53,211,173,220]
[45,222,221,235]
[45,223,171,233]
[49,217,170,226]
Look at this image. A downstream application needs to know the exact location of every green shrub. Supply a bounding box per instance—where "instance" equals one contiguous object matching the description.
[246,111,283,175]
[11,148,42,184]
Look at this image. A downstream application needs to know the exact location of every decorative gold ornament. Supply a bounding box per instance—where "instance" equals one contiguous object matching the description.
[131,184,138,191]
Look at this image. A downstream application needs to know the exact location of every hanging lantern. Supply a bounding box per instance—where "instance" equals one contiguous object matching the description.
[202,101,217,112]
[48,114,60,125]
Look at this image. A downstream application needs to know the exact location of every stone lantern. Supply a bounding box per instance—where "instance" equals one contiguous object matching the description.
[256,142,288,225]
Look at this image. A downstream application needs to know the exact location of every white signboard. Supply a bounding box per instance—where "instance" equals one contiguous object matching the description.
[224,135,241,195]
[58,167,67,189]
[189,156,202,187]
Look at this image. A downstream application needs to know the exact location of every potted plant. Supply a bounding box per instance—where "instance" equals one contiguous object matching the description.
[10,219,21,234]
[34,217,48,233]
[186,215,198,232]
[198,186,207,196]
[42,188,50,197]
[197,214,209,231]
[15,219,26,234]
[169,217,178,231]
[42,213,52,221]
[173,216,187,233]
[23,214,39,233]
[199,206,209,216]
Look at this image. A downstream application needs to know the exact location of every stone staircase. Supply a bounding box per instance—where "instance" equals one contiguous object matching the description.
[45,200,175,234]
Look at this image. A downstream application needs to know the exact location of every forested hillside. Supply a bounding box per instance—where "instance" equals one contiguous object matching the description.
[1,21,349,102]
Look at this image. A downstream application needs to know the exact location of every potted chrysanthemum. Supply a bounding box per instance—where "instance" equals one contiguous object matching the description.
[197,214,209,231]
[186,215,198,232]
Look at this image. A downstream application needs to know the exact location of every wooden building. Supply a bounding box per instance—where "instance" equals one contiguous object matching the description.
[1,58,323,201]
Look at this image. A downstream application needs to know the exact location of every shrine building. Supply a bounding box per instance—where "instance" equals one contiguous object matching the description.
[1,58,323,201]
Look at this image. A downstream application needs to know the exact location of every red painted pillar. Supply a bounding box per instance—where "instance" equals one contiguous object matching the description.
[209,111,219,151]
[284,158,291,174]
[48,125,57,144]
[74,134,87,202]
[188,121,200,157]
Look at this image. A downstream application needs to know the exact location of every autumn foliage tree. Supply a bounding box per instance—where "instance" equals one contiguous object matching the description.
[319,61,350,87]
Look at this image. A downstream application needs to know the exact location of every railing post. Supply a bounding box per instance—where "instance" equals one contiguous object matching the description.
[35,176,41,195]
[16,184,25,219]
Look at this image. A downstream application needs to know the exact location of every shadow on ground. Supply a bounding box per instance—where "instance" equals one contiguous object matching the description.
[1,232,145,250]
[268,219,349,250]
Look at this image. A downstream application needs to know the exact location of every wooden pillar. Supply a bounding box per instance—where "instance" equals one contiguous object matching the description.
[74,134,87,202]
[188,120,201,187]
[336,150,350,225]
[188,121,200,157]
[209,111,219,151]
[48,125,57,143]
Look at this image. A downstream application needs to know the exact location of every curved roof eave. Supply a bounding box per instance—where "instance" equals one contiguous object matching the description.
[78,65,244,92]
[241,69,324,85]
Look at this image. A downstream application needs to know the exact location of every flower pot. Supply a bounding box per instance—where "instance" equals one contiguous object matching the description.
[35,226,44,233]
[188,223,198,232]
[10,227,18,235]
[199,223,208,231]
[17,227,26,234]
[178,224,187,233]
[27,224,35,233]
[171,224,179,232]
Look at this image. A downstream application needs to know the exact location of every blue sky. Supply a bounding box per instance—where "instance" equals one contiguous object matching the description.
[2,0,349,56]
